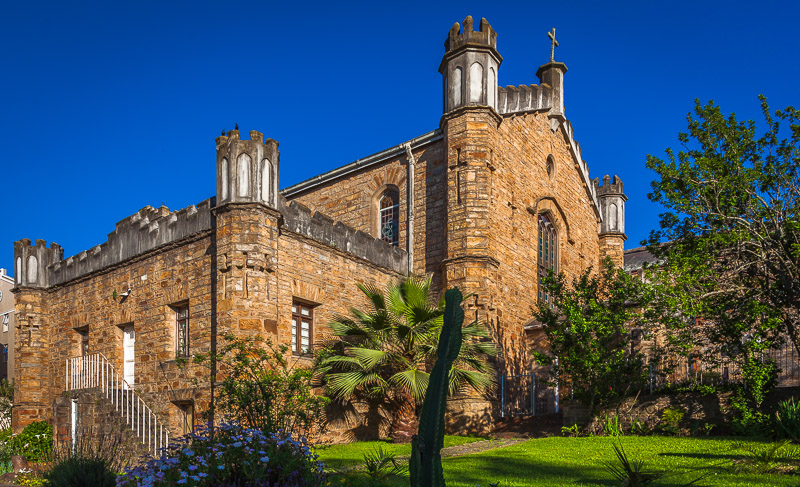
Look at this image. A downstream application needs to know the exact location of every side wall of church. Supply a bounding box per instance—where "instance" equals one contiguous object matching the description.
[288,140,448,291]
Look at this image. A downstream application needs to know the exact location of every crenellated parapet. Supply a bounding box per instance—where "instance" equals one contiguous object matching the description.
[497,63,567,117]
[440,16,502,113]
[593,175,627,236]
[497,84,549,114]
[216,129,279,208]
[13,239,63,288]
[48,200,214,286]
[443,15,498,54]
[279,198,408,274]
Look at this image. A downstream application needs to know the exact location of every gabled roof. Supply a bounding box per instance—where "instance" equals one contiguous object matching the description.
[624,245,657,272]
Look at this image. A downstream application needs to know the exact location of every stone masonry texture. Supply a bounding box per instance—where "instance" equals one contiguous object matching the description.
[12,16,626,442]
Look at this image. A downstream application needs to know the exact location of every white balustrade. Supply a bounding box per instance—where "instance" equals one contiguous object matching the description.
[65,353,170,456]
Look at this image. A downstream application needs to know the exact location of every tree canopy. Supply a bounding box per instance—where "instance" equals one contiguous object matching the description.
[646,97,800,356]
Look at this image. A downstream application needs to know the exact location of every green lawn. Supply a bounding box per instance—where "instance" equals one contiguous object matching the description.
[318,436,800,486]
[314,435,484,469]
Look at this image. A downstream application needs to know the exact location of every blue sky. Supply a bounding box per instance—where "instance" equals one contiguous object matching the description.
[1,0,797,274]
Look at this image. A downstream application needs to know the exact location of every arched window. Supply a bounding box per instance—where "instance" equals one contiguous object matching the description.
[538,214,557,303]
[379,189,399,246]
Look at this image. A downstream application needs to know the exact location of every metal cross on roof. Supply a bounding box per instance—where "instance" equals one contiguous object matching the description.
[548,28,558,62]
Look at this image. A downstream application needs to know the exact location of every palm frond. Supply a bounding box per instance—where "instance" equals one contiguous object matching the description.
[347,347,389,370]
[390,369,431,402]
[357,282,387,313]
[448,368,494,395]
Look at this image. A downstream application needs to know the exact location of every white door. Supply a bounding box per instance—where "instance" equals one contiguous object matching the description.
[123,325,135,388]
[70,399,78,453]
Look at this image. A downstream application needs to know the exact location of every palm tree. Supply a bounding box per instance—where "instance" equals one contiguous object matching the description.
[315,276,496,442]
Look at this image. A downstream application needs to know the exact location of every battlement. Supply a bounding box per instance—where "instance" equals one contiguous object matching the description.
[593,175,624,196]
[444,16,498,53]
[497,84,551,114]
[214,129,271,147]
[216,128,279,208]
[46,199,214,286]
[278,197,407,274]
[13,239,64,288]
[593,175,627,236]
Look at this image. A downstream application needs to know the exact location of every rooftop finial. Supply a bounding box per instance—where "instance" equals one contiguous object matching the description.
[234,123,239,130]
[548,28,558,62]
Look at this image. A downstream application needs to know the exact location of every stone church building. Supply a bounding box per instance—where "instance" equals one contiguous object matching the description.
[11,17,626,446]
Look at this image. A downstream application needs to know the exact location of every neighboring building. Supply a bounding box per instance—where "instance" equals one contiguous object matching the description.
[623,246,800,387]
[0,269,14,382]
[12,16,627,445]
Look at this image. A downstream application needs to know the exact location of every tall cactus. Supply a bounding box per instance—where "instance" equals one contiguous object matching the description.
[410,287,464,487]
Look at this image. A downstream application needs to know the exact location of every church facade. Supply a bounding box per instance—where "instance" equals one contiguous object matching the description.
[11,17,626,442]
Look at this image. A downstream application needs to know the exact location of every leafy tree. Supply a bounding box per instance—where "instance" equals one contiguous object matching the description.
[315,276,496,443]
[644,97,796,426]
[191,334,329,439]
[646,96,800,355]
[533,258,645,412]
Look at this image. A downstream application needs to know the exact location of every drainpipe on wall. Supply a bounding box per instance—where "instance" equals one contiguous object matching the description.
[403,143,416,276]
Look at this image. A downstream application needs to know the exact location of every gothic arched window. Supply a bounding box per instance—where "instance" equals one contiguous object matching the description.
[379,190,399,246]
[538,214,557,303]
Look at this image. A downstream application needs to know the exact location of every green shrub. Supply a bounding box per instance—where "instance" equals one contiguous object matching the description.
[659,407,684,435]
[561,424,581,437]
[191,334,328,438]
[44,456,116,487]
[44,430,128,487]
[16,473,47,487]
[0,428,15,463]
[775,397,800,443]
[16,421,52,462]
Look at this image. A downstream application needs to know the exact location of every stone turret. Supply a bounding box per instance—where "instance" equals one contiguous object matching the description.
[439,16,502,113]
[11,239,62,432]
[13,239,63,288]
[594,175,627,267]
[216,129,280,208]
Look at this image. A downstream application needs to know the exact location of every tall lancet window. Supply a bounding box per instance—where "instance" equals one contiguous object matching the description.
[379,190,399,246]
[538,214,557,303]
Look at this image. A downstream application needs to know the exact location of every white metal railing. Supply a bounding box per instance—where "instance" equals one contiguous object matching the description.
[66,353,169,456]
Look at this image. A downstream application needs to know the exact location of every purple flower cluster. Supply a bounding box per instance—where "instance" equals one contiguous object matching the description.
[117,422,326,486]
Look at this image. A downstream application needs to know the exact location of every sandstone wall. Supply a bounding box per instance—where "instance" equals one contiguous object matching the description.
[288,139,448,292]
[38,232,215,433]
[487,111,601,371]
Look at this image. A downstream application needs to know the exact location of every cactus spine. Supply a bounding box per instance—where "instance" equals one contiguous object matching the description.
[410,287,464,487]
